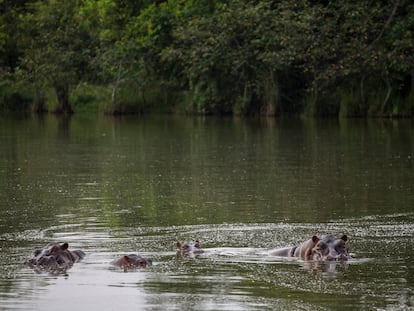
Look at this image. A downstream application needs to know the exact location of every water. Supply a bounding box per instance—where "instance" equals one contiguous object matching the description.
[0,115,413,310]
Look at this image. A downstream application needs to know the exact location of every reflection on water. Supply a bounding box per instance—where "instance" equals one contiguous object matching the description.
[0,115,413,310]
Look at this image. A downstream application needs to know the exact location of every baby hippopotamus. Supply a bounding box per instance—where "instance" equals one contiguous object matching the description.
[176,240,204,258]
[112,254,152,272]
[25,242,85,272]
[269,235,350,261]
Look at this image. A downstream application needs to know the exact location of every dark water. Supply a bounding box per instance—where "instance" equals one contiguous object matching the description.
[0,115,413,310]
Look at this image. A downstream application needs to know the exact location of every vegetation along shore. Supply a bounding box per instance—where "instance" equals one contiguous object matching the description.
[1,0,413,117]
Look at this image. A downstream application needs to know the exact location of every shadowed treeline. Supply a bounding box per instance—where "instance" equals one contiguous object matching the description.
[0,1,413,117]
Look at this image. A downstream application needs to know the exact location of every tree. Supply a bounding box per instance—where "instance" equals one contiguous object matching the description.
[19,0,98,114]
[2,0,413,117]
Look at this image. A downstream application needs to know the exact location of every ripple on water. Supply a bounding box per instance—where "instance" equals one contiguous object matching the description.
[1,214,413,310]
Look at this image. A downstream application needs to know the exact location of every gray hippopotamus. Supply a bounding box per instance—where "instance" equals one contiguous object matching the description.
[176,240,204,258]
[112,254,152,272]
[269,235,350,261]
[25,242,85,272]
[312,235,350,261]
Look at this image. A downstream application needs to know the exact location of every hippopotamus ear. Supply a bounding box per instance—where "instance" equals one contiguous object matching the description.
[312,236,320,243]
[340,235,348,242]
[61,243,69,250]
[176,241,182,249]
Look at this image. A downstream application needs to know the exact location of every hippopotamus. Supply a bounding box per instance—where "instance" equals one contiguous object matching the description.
[112,254,152,272]
[25,242,85,272]
[312,235,350,261]
[269,235,350,261]
[176,240,204,258]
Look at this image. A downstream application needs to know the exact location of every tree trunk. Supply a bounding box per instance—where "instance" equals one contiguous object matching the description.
[411,69,414,96]
[368,0,400,50]
[261,70,278,116]
[111,63,122,106]
[359,76,366,115]
[380,76,392,115]
[53,83,73,114]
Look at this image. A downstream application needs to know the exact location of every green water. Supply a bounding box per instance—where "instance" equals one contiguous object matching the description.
[0,115,413,310]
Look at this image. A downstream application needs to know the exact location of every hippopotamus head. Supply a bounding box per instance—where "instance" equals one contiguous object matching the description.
[176,240,204,258]
[25,242,85,270]
[113,254,152,271]
[309,237,329,260]
[311,235,349,261]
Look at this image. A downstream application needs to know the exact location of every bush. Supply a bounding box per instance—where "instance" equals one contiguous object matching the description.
[71,83,110,113]
[0,81,33,112]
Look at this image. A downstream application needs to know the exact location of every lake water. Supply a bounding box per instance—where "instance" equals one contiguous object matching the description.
[0,114,413,310]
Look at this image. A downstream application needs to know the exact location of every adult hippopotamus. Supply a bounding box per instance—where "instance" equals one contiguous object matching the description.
[25,242,85,272]
[312,235,350,261]
[269,235,350,261]
[112,254,152,272]
[176,240,204,258]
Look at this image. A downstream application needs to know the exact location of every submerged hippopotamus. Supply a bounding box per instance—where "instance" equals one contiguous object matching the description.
[312,235,350,261]
[269,235,350,261]
[112,254,152,272]
[25,242,85,272]
[176,240,204,258]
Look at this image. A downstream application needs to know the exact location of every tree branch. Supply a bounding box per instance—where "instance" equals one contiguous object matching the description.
[368,0,400,50]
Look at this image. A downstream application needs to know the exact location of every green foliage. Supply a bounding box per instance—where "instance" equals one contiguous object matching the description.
[18,0,100,113]
[0,80,32,112]
[0,0,413,117]
[70,83,110,113]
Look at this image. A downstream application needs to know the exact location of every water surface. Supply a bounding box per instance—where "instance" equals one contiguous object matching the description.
[0,115,413,310]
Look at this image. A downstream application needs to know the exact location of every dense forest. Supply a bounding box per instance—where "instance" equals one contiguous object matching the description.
[0,0,413,117]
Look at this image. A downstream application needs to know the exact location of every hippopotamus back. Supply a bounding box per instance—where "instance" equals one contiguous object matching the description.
[269,235,319,260]
[112,254,152,272]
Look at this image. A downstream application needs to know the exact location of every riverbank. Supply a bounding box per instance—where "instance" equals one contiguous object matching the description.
[1,82,413,118]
